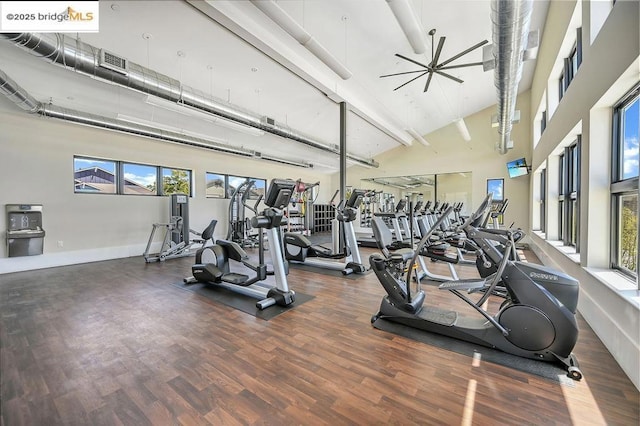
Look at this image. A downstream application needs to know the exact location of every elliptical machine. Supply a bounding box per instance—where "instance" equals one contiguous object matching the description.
[184,179,296,310]
[370,194,583,380]
[283,189,368,275]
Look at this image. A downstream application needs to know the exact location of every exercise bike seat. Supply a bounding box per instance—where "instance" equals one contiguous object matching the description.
[372,216,414,262]
[390,248,414,263]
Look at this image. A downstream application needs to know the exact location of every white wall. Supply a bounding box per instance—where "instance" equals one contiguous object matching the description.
[344,91,532,232]
[529,0,639,390]
[0,101,330,273]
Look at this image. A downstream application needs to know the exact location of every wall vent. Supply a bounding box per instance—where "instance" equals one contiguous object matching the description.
[99,49,128,74]
[262,116,275,126]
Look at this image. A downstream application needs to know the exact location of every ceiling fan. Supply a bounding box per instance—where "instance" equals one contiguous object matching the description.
[380,29,488,93]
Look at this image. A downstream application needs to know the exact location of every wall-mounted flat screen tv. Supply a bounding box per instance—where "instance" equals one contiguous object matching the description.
[507,157,529,178]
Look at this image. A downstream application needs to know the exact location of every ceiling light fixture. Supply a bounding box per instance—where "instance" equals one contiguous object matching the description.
[453,118,471,142]
[257,154,313,168]
[406,128,430,146]
[250,0,352,80]
[144,95,265,136]
[116,114,252,155]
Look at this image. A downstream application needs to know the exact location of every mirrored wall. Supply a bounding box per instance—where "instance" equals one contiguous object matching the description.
[359,172,472,227]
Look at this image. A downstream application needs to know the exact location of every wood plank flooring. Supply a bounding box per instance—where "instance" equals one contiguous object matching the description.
[1,247,638,425]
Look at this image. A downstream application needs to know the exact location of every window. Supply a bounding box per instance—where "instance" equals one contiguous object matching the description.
[559,28,583,100]
[74,157,117,193]
[74,156,192,197]
[487,178,504,201]
[558,153,565,241]
[559,139,581,249]
[206,173,267,199]
[249,179,267,200]
[206,173,226,198]
[227,175,247,198]
[541,110,547,135]
[611,85,639,279]
[122,163,157,195]
[539,168,546,232]
[162,167,192,196]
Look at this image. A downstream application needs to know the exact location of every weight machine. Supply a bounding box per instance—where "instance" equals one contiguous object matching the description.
[227,178,263,247]
[143,194,213,263]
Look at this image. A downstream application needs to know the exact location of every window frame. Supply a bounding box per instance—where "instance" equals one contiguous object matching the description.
[205,172,227,199]
[558,28,583,100]
[121,162,159,196]
[558,138,581,250]
[161,166,192,197]
[73,156,193,197]
[73,156,118,194]
[611,84,640,280]
[539,168,546,233]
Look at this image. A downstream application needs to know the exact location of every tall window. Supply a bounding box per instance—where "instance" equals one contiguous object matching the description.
[559,139,581,249]
[539,168,546,233]
[541,110,547,135]
[559,28,583,100]
[558,153,565,241]
[611,85,639,280]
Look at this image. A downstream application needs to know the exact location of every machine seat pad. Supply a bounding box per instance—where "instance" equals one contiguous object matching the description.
[390,248,414,263]
[221,273,250,285]
[439,279,487,291]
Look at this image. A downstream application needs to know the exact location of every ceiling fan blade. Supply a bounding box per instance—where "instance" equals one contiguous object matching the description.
[429,36,446,68]
[380,69,431,78]
[434,70,464,83]
[437,39,489,68]
[437,62,484,71]
[423,72,434,93]
[393,71,429,91]
[395,53,430,70]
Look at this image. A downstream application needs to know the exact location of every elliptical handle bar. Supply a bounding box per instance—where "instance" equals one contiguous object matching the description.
[406,205,456,290]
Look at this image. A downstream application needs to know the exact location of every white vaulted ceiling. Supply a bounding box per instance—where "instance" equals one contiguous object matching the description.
[0,0,549,173]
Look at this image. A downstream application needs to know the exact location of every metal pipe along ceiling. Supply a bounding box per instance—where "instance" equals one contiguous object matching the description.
[0,67,284,162]
[491,0,533,154]
[0,32,377,168]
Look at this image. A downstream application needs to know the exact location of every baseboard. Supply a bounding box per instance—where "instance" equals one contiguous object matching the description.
[0,244,147,274]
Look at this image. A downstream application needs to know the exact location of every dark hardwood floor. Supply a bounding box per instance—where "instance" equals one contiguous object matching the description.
[1,246,638,425]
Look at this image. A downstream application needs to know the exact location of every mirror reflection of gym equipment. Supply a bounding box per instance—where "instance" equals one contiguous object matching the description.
[284,189,368,275]
[143,194,214,263]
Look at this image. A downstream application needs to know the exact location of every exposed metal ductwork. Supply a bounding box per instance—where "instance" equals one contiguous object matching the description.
[0,32,378,168]
[0,67,320,165]
[488,0,534,154]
